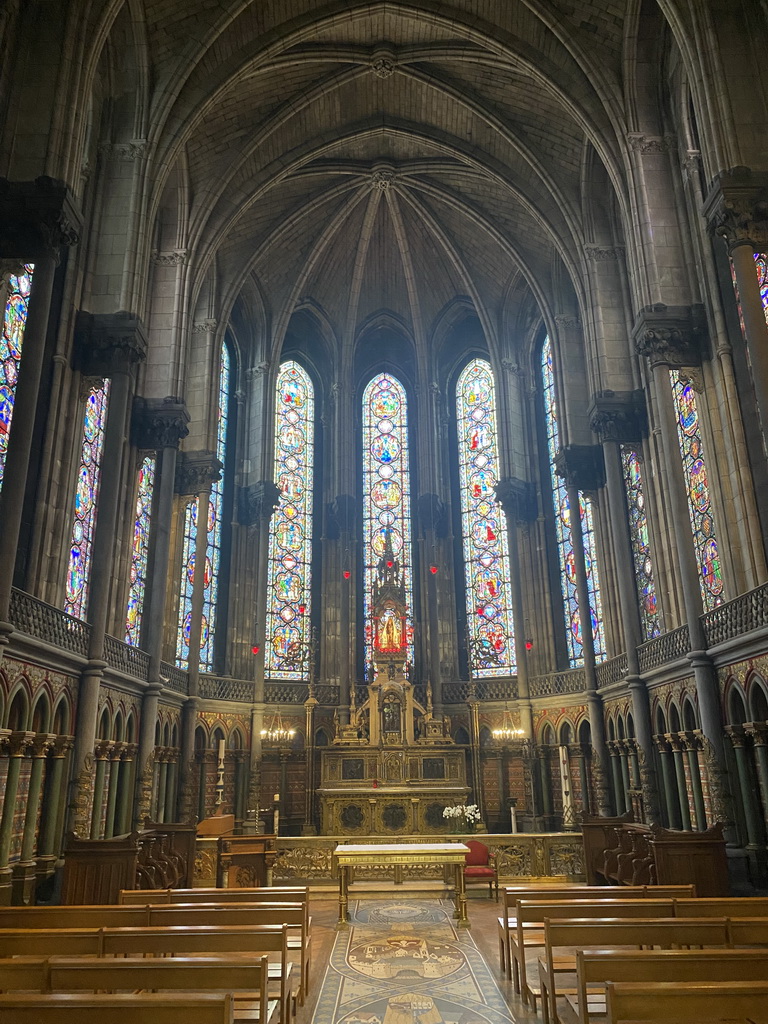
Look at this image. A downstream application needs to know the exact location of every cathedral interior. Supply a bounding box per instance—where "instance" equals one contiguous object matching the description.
[1,0,768,903]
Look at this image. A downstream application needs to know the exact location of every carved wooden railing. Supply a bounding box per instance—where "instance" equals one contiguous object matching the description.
[702,580,768,646]
[637,624,690,672]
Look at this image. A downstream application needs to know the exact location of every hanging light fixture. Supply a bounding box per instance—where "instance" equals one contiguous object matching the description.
[261,711,296,743]
[492,704,525,742]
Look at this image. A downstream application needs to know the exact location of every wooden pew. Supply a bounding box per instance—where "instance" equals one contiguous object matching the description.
[509,899,679,1008]
[119,887,307,905]
[538,917,731,1024]
[604,980,768,1023]
[673,896,768,917]
[0,928,104,957]
[729,918,768,945]
[0,992,234,1024]
[561,948,768,1024]
[497,885,695,979]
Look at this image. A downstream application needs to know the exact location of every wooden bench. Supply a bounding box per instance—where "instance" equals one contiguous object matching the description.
[538,917,731,1024]
[673,896,768,917]
[729,917,768,945]
[509,899,678,1008]
[561,948,768,1024]
[119,887,308,905]
[0,992,234,1023]
[497,885,695,979]
[605,980,768,1023]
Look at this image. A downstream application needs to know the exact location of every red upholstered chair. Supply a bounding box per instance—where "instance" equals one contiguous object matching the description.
[463,840,499,901]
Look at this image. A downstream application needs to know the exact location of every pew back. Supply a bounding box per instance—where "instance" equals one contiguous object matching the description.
[0,992,234,1024]
[605,980,768,1024]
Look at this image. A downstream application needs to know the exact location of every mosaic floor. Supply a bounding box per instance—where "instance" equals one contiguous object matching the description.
[311,899,515,1024]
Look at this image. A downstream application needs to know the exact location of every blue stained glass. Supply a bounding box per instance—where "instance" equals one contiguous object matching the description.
[621,446,661,639]
[363,373,413,678]
[670,370,724,610]
[65,379,111,618]
[456,359,516,676]
[175,499,197,669]
[266,361,315,680]
[125,455,155,646]
[541,337,605,665]
[0,264,34,493]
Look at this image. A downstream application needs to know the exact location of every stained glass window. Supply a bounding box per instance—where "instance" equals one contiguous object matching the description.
[456,359,516,676]
[0,263,34,493]
[175,498,197,669]
[266,361,314,679]
[65,379,111,618]
[670,370,724,610]
[621,446,661,640]
[362,373,413,678]
[541,336,605,665]
[125,455,155,646]
[755,252,768,323]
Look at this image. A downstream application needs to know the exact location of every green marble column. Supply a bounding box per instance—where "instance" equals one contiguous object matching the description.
[656,737,680,829]
[684,732,707,830]
[669,735,692,830]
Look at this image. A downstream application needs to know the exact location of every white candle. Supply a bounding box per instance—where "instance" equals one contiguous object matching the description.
[218,739,225,762]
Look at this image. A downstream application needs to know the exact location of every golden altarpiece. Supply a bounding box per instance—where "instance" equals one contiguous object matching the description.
[318,540,469,834]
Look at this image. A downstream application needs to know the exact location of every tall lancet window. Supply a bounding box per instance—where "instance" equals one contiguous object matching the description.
[65,379,111,618]
[541,336,606,666]
[175,343,231,670]
[362,373,413,678]
[456,359,516,676]
[0,264,34,493]
[125,455,156,645]
[670,370,724,610]
[620,446,661,639]
[266,361,315,680]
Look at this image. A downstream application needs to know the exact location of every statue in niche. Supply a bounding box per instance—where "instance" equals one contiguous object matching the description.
[378,607,402,653]
[383,694,401,736]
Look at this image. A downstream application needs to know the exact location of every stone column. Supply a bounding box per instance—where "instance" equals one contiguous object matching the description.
[0,732,34,899]
[0,179,81,649]
[668,734,692,831]
[683,731,707,830]
[608,741,625,816]
[656,735,680,829]
[103,742,123,839]
[726,726,768,882]
[90,741,113,839]
[133,682,162,827]
[12,734,54,903]
[115,743,136,835]
[538,747,553,824]
[746,723,768,829]
[196,750,208,822]
[302,687,318,835]
[38,736,72,862]
[330,495,356,723]
[575,744,591,815]
[590,392,661,822]
[633,310,735,835]
[466,684,487,830]
[495,478,537,738]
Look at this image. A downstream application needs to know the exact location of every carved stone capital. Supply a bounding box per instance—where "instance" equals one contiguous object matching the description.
[0,258,26,279]
[554,444,605,491]
[371,165,396,190]
[8,731,35,756]
[632,304,706,367]
[494,476,537,523]
[132,396,190,450]
[328,493,357,537]
[151,248,188,266]
[588,390,648,443]
[584,244,626,262]
[371,46,397,78]
[238,479,281,526]
[0,176,82,262]
[627,132,675,154]
[554,314,582,330]
[192,318,218,335]
[246,361,270,381]
[417,492,447,536]
[75,311,148,376]
[101,139,148,162]
[703,167,768,252]
[175,449,222,496]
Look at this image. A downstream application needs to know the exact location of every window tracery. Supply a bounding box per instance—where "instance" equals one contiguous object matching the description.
[125,454,155,646]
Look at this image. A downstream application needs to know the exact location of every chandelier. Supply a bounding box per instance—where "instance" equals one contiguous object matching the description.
[261,712,296,743]
[492,705,524,742]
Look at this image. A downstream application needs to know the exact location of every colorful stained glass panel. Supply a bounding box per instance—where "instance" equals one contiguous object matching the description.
[125,455,155,646]
[65,379,111,618]
[0,264,34,493]
[266,361,314,679]
[363,373,413,678]
[175,499,197,668]
[456,359,515,676]
[621,446,661,640]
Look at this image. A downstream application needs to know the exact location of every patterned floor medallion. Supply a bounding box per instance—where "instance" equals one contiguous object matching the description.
[312,900,514,1024]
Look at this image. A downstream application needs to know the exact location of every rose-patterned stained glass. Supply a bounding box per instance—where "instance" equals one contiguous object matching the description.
[65,379,111,618]
[541,337,605,665]
[621,446,662,640]
[199,343,230,670]
[175,499,198,668]
[0,263,34,493]
[266,361,314,680]
[362,373,413,678]
[125,455,155,646]
[670,370,725,610]
[456,359,516,676]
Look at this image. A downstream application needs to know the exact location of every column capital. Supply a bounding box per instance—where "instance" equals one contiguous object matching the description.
[494,476,537,523]
[175,449,222,496]
[416,492,448,536]
[0,176,82,262]
[554,444,605,491]
[632,304,706,367]
[238,479,281,526]
[745,722,768,744]
[132,395,190,450]
[75,311,148,376]
[584,244,626,262]
[703,167,768,252]
[554,314,582,330]
[588,389,648,444]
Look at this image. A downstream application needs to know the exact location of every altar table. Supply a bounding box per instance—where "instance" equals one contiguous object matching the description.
[333,842,470,927]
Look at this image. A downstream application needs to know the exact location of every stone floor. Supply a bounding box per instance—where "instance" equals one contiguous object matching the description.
[297,887,539,1024]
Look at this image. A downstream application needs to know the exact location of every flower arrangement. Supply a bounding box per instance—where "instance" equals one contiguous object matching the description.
[443,803,481,830]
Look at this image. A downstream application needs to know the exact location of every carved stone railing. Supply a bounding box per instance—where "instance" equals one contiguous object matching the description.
[315,684,340,705]
[104,635,150,679]
[702,580,768,647]
[477,678,519,700]
[161,662,190,695]
[595,653,628,689]
[272,832,584,882]
[529,669,586,696]
[199,674,251,701]
[637,624,690,673]
[9,588,91,657]
[265,682,308,704]
[443,682,470,703]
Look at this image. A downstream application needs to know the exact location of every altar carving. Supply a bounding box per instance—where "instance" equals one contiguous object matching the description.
[319,532,467,835]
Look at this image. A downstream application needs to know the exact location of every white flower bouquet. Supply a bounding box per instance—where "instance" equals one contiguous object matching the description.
[442,803,481,830]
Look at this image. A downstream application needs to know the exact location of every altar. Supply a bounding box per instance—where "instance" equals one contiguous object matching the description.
[333,842,471,927]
